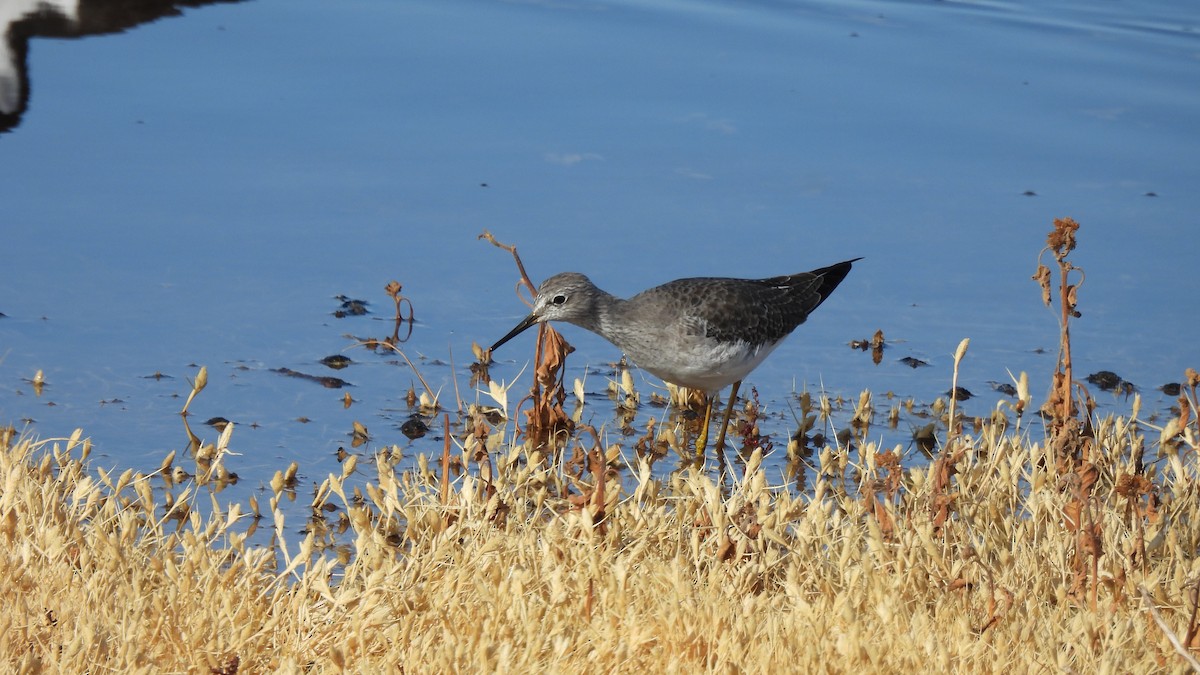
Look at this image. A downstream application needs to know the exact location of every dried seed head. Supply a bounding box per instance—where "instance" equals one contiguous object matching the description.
[1032,264,1052,306]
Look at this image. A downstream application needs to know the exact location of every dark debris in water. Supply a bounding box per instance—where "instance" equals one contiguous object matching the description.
[990,381,1018,397]
[400,416,430,440]
[141,371,173,380]
[1087,370,1137,395]
[320,355,353,370]
[1087,370,1122,389]
[333,295,369,318]
[899,356,929,369]
[912,423,937,454]
[946,387,973,401]
[273,367,351,389]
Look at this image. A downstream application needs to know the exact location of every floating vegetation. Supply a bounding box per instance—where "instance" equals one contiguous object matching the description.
[383,280,415,345]
[946,386,973,400]
[351,281,416,351]
[1087,369,1138,395]
[400,416,430,440]
[332,294,369,317]
[849,328,886,365]
[989,381,1018,397]
[271,367,351,389]
[319,354,352,370]
[350,420,369,447]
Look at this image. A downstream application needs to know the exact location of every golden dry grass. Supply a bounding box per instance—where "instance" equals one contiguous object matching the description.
[3,392,1199,674]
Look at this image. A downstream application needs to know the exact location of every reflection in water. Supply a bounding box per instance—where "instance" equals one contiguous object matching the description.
[0,0,247,133]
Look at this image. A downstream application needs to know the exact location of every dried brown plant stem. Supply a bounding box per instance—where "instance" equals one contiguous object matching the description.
[482,231,573,454]
[570,425,608,531]
[522,326,573,453]
[1140,586,1200,671]
[479,230,537,296]
[1186,579,1200,652]
[384,280,415,345]
[441,413,451,507]
[1034,217,1087,467]
[587,429,606,524]
[1034,218,1111,608]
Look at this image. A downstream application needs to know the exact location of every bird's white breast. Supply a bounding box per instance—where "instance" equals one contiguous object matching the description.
[628,337,783,392]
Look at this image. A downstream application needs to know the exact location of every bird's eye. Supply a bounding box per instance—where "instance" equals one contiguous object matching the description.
[551,294,568,306]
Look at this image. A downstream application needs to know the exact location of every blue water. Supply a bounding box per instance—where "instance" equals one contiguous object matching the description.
[2,0,1197,506]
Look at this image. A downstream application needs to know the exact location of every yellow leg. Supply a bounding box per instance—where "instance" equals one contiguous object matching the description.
[712,380,741,454]
[695,394,714,460]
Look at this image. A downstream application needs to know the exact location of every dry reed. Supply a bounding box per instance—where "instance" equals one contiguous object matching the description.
[3,375,1199,673]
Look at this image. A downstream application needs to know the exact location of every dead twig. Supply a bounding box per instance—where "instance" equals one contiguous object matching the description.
[1140,585,1200,672]
[483,230,575,454]
[480,230,537,297]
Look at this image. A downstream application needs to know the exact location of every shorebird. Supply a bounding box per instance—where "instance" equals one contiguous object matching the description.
[490,258,859,457]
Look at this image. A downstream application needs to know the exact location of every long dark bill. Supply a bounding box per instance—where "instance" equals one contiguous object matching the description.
[489,313,541,352]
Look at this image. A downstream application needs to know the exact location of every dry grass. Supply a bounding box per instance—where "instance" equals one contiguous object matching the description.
[3,394,1199,673]
[4,220,1198,673]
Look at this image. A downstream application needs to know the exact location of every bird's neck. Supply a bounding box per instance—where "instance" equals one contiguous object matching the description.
[578,292,623,341]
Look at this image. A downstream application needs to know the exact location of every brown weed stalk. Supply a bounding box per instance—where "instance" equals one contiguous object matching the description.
[564,426,610,533]
[1033,217,1091,472]
[482,231,575,454]
[384,280,415,346]
[440,413,452,507]
[1034,218,1110,607]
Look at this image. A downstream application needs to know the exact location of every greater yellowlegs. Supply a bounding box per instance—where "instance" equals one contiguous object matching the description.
[490,258,860,456]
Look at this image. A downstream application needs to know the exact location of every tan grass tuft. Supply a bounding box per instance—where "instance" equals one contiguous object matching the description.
[4,396,1200,672]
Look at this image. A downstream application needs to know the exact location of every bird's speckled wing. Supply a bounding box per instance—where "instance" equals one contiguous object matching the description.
[637,273,827,347]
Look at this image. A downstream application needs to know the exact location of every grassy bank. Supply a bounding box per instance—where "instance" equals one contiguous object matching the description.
[3,391,1198,673]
